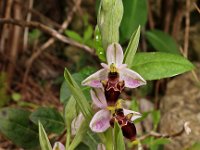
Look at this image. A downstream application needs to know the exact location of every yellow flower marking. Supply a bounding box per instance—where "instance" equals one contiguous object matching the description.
[110,63,118,73]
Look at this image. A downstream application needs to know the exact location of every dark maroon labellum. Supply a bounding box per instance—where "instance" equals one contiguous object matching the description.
[102,72,124,106]
[110,108,137,141]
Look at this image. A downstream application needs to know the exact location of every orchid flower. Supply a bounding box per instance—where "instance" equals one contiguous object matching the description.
[89,88,141,133]
[52,142,65,150]
[82,43,146,89]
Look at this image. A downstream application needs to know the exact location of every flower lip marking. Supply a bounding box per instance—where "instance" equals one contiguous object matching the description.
[89,89,141,135]
[110,108,137,141]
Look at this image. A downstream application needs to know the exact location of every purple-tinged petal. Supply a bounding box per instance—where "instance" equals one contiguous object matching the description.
[106,43,123,67]
[53,142,65,150]
[120,68,146,88]
[90,89,107,109]
[97,143,106,150]
[123,109,141,121]
[90,109,111,133]
[101,63,109,69]
[82,68,108,88]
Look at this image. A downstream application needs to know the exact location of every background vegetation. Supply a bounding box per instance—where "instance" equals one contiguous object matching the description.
[0,0,200,149]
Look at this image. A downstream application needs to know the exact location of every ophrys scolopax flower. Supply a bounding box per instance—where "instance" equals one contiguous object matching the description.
[89,88,141,138]
[82,43,146,105]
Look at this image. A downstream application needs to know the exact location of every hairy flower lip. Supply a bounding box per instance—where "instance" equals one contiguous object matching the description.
[81,43,146,89]
[110,108,139,141]
[89,89,141,133]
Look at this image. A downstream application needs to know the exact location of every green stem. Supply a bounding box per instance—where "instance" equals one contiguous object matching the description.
[65,126,71,150]
[104,128,113,150]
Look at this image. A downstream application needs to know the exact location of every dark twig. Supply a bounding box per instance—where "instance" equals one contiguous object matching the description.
[23,0,34,51]
[172,1,183,40]
[22,0,84,85]
[0,18,93,54]
[183,0,190,58]
[6,2,22,87]
[147,0,154,29]
[14,0,61,28]
[194,3,200,14]
[0,0,13,52]
[164,0,173,33]
[138,122,191,141]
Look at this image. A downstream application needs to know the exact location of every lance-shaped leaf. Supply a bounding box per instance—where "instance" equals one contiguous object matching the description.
[64,68,92,120]
[114,123,125,150]
[60,67,95,104]
[64,96,77,148]
[98,0,123,49]
[0,108,39,149]
[145,29,180,54]
[132,52,195,80]
[120,0,147,43]
[30,107,65,134]
[39,122,52,150]
[124,26,141,68]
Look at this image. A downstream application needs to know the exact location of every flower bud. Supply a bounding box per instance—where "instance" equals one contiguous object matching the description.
[97,0,123,49]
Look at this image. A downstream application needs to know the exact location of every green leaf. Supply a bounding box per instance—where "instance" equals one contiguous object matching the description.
[29,29,41,42]
[98,0,123,49]
[82,131,100,150]
[75,143,89,150]
[146,29,180,54]
[151,110,161,130]
[64,68,92,120]
[120,0,147,43]
[64,30,83,43]
[143,137,169,150]
[39,122,52,150]
[64,96,77,148]
[124,26,140,67]
[60,67,95,104]
[0,108,39,149]
[104,128,113,150]
[134,111,151,123]
[64,96,77,127]
[187,142,200,150]
[83,25,93,43]
[114,123,125,150]
[130,99,139,112]
[30,107,65,134]
[132,52,195,80]
[151,138,170,145]
[11,92,21,102]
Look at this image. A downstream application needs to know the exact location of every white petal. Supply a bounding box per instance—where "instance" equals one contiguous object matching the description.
[101,63,109,69]
[106,43,123,67]
[97,143,106,150]
[123,109,142,121]
[53,142,65,150]
[90,89,107,109]
[120,68,146,88]
[90,109,111,133]
[82,68,108,88]
[71,113,85,136]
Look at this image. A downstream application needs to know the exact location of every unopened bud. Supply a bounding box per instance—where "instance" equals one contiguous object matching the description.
[97,0,123,49]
